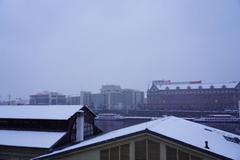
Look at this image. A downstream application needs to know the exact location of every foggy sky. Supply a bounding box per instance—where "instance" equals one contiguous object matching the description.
[0,0,240,99]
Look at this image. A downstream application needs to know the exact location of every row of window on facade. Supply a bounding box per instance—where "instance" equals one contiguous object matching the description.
[100,139,203,160]
[150,98,231,103]
[162,85,229,90]
[149,89,236,95]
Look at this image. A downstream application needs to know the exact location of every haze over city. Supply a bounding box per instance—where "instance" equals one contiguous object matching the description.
[1,0,240,99]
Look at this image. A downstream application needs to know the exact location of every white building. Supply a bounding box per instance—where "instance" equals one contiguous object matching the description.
[80,91,91,106]
[34,116,240,160]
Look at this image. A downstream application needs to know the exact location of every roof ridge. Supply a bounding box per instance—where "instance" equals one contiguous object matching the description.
[146,116,171,130]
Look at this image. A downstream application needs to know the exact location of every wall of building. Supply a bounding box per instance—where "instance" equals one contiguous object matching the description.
[46,134,219,160]
[147,87,240,111]
[80,91,91,106]
[67,96,80,105]
[29,92,67,105]
[52,150,99,160]
[0,146,47,160]
[91,93,106,109]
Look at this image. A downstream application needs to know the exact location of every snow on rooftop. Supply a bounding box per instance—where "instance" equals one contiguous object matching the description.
[0,105,83,120]
[155,81,239,90]
[0,130,66,148]
[34,116,240,160]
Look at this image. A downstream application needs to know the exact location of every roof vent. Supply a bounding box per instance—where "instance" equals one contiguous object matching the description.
[224,135,240,144]
[204,128,212,132]
[205,141,209,149]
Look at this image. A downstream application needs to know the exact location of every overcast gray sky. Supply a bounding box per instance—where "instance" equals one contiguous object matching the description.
[0,0,240,99]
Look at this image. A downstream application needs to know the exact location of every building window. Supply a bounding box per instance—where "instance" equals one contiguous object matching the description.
[100,144,130,160]
[135,140,146,160]
[100,149,109,160]
[148,140,160,160]
[166,146,177,160]
[84,122,93,137]
[110,147,119,160]
[191,155,202,160]
[178,150,189,160]
[120,144,130,160]
[166,146,202,160]
[135,139,160,160]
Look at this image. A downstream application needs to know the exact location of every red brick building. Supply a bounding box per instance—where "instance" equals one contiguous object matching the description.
[147,80,240,111]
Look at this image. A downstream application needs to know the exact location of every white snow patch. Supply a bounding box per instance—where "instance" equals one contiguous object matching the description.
[0,105,83,120]
[155,81,239,90]
[0,130,66,148]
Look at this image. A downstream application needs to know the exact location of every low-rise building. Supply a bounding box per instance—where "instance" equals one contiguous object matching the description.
[0,105,101,160]
[33,116,240,160]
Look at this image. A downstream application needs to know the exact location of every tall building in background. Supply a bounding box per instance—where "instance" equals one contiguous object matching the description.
[147,80,240,111]
[122,89,144,110]
[99,85,144,110]
[80,91,91,106]
[100,85,123,110]
[91,93,106,109]
[67,95,81,105]
[29,91,66,105]
[35,85,145,110]
[100,85,122,94]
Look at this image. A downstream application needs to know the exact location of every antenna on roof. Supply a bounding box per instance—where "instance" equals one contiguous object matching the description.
[8,94,11,105]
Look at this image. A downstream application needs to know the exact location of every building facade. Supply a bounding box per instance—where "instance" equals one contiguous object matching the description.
[100,85,123,110]
[80,85,145,110]
[122,89,145,110]
[33,116,240,160]
[80,91,91,106]
[100,85,145,110]
[91,93,106,109]
[29,91,67,105]
[147,80,240,111]
[0,105,101,160]
[67,96,81,105]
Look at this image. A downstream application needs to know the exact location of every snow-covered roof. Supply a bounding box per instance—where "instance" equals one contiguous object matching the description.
[154,81,239,90]
[34,116,240,160]
[0,130,66,148]
[0,105,83,120]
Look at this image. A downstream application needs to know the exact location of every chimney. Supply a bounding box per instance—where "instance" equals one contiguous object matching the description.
[238,100,240,118]
[205,141,209,149]
[76,111,84,142]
